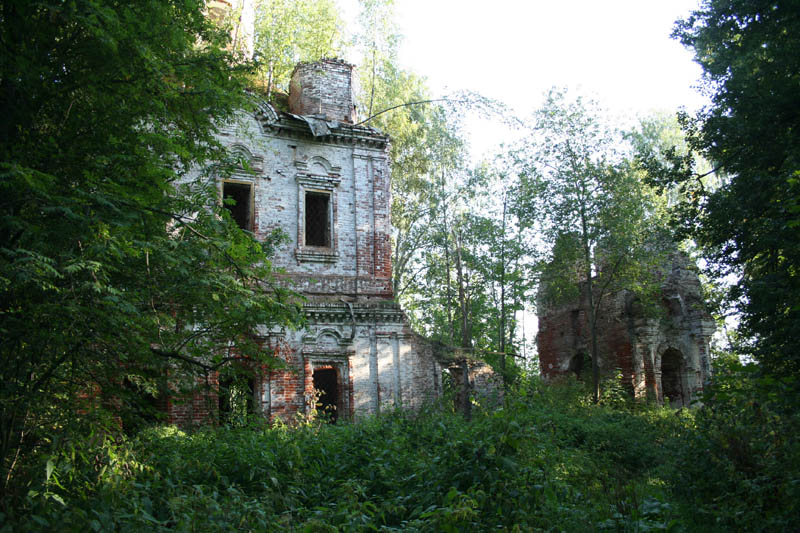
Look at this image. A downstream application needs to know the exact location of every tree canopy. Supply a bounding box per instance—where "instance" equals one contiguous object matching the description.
[251,0,346,98]
[0,0,301,498]
[670,0,800,377]
[514,89,670,401]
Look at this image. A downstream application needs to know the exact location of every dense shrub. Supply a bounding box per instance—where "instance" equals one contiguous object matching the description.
[2,373,796,531]
[670,356,800,531]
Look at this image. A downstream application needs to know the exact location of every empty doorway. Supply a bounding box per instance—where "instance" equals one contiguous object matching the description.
[568,352,591,380]
[312,368,339,423]
[661,349,686,407]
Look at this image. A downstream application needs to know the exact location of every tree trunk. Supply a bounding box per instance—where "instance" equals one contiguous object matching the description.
[580,207,600,403]
[442,210,454,344]
[454,228,471,349]
[392,227,403,296]
[499,193,507,385]
[266,62,274,102]
[587,278,600,404]
[459,358,472,420]
[368,48,376,119]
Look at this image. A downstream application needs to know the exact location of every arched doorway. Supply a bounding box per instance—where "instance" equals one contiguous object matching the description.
[568,352,591,380]
[660,349,686,407]
[312,368,339,423]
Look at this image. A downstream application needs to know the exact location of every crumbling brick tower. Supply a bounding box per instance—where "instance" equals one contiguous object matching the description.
[537,253,716,406]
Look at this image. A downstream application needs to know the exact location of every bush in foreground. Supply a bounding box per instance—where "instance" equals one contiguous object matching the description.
[3,373,797,531]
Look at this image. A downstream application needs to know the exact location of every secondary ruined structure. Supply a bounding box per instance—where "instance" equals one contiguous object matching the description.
[168,59,452,425]
[537,253,716,407]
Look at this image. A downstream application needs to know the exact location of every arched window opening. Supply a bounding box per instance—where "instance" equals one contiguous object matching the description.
[569,352,591,380]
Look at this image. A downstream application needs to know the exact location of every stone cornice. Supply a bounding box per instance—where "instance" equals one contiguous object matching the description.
[303,302,406,324]
[256,108,389,150]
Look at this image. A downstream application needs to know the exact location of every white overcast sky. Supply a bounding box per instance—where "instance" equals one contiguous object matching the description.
[343,0,709,159]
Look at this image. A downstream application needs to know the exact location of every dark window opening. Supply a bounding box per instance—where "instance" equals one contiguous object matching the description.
[312,368,339,423]
[219,375,255,425]
[223,182,252,230]
[305,191,330,247]
[569,352,591,380]
[118,377,166,435]
[661,349,685,407]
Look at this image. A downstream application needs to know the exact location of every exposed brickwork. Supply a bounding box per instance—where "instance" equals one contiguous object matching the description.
[447,358,504,417]
[289,59,358,124]
[169,60,454,426]
[165,371,220,427]
[538,253,715,407]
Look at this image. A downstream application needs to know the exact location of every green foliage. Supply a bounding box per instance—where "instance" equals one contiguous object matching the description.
[4,374,797,531]
[0,0,302,502]
[522,90,671,308]
[252,0,346,98]
[538,231,585,307]
[345,0,530,379]
[3,386,690,532]
[398,163,535,386]
[517,89,673,401]
[669,1,800,376]
[671,357,800,531]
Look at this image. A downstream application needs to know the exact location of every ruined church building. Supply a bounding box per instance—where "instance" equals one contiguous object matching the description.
[166,59,449,425]
[537,253,716,407]
[164,2,713,425]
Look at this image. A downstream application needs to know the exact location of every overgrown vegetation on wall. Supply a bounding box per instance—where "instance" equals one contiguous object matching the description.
[0,0,303,501]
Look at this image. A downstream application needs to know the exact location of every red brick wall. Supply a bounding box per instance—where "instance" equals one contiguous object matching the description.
[265,338,304,421]
[538,296,635,390]
[165,371,220,427]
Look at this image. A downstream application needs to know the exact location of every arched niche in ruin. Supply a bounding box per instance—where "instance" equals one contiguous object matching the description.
[568,352,591,380]
[660,348,687,407]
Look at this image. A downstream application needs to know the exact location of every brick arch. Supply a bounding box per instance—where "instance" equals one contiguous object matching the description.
[230,143,254,161]
[660,348,687,407]
[656,345,688,407]
[568,352,591,380]
[256,101,279,123]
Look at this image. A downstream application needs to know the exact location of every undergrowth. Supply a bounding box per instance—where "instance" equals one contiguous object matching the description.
[2,371,797,531]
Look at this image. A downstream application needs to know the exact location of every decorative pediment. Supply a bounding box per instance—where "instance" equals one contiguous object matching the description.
[302,327,352,348]
[256,101,279,123]
[308,155,341,177]
[294,155,341,187]
[229,143,265,176]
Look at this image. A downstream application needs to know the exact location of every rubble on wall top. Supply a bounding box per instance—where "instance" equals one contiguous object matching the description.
[256,101,388,148]
[289,57,354,77]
